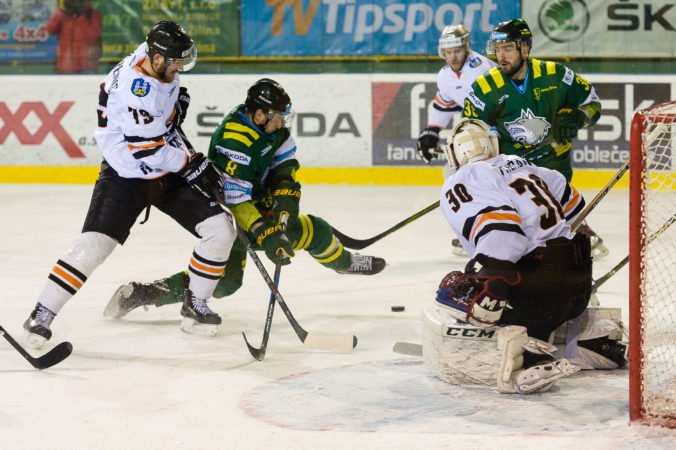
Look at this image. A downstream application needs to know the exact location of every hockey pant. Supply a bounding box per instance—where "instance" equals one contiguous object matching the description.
[500,233,593,341]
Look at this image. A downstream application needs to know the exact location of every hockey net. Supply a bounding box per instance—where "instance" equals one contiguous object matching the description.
[629,101,676,428]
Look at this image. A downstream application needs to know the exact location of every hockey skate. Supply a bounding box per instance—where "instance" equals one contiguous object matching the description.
[335,254,386,275]
[103,281,168,319]
[578,336,627,368]
[451,238,467,257]
[514,359,580,394]
[23,303,56,349]
[180,289,221,336]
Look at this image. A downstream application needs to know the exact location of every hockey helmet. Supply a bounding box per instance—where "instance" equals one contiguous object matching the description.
[444,119,498,170]
[486,19,532,55]
[437,24,470,59]
[245,78,294,127]
[146,21,197,71]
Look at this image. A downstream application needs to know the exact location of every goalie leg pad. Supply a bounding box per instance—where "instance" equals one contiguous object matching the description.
[496,326,528,393]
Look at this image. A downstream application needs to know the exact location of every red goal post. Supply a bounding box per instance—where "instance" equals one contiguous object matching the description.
[629,101,676,428]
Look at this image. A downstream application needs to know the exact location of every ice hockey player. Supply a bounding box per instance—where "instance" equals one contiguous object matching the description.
[103,78,387,319]
[416,24,496,166]
[461,18,607,259]
[422,119,625,394]
[23,21,236,346]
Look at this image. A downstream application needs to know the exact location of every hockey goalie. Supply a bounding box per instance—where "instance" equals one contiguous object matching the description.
[423,119,626,394]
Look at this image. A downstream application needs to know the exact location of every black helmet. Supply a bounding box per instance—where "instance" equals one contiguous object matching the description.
[146,20,196,71]
[245,78,292,114]
[486,18,532,55]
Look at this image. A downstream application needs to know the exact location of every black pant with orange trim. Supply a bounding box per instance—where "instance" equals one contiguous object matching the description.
[82,160,222,244]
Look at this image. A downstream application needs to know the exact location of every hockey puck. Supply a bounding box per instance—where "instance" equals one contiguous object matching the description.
[391,306,405,312]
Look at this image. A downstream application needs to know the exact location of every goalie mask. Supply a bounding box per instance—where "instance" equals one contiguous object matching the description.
[444,119,498,171]
[437,24,470,58]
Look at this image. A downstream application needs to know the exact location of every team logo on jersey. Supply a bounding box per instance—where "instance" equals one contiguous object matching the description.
[504,109,551,146]
[563,67,575,86]
[215,145,251,165]
[467,91,485,111]
[468,56,482,68]
[131,78,151,97]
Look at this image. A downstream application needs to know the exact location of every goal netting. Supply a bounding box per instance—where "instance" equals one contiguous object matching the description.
[629,101,676,428]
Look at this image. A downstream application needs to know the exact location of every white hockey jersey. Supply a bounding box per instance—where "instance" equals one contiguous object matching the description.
[94,43,188,179]
[428,50,496,129]
[439,154,585,263]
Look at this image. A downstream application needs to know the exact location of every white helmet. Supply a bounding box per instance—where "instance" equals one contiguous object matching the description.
[444,119,499,171]
[437,24,470,59]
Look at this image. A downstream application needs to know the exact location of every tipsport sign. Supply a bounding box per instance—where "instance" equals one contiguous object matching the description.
[240,0,518,56]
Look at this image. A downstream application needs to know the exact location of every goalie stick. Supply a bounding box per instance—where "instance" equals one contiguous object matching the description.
[332,200,440,250]
[0,325,72,370]
[592,211,676,293]
[392,341,423,357]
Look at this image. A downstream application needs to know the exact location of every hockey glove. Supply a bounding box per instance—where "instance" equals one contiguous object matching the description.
[435,270,518,327]
[272,180,301,225]
[416,126,441,164]
[176,87,190,126]
[553,107,586,142]
[180,153,224,203]
[253,221,294,265]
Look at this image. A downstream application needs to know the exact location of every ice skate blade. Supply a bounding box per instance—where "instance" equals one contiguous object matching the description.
[180,317,219,337]
[451,247,467,257]
[103,284,133,318]
[23,330,48,350]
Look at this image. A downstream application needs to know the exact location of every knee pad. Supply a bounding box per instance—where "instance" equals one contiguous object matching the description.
[64,231,117,275]
[194,213,236,261]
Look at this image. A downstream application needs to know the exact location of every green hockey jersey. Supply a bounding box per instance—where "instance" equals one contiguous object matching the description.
[463,58,601,180]
[208,104,299,230]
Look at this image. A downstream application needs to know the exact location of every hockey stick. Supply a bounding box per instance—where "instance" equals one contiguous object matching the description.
[0,325,72,370]
[571,160,629,232]
[175,128,356,351]
[592,212,676,293]
[242,262,281,361]
[222,209,358,351]
[332,200,440,250]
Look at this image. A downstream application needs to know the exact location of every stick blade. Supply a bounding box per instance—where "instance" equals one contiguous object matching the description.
[242,332,265,361]
[303,332,357,351]
[392,341,422,357]
[35,341,73,370]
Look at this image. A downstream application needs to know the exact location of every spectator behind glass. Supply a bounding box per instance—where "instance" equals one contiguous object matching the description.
[46,0,102,73]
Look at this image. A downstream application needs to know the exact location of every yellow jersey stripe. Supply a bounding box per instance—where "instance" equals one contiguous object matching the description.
[476,74,491,94]
[532,58,541,78]
[222,132,252,147]
[225,122,260,140]
[546,60,556,75]
[488,67,504,88]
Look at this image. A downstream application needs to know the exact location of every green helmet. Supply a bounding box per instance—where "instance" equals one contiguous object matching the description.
[437,24,470,59]
[486,19,532,55]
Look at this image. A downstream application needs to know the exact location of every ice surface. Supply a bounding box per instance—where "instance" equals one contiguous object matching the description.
[1,183,674,449]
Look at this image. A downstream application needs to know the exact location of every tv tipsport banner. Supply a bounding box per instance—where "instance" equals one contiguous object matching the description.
[240,0,519,56]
